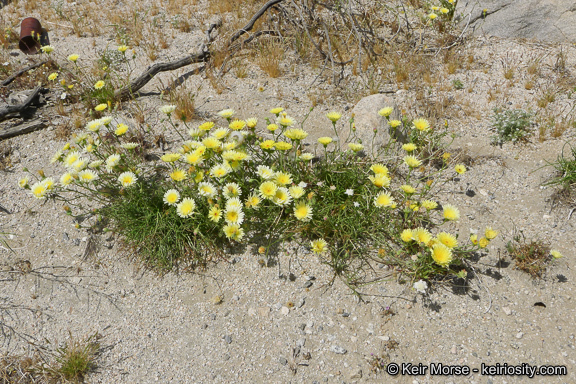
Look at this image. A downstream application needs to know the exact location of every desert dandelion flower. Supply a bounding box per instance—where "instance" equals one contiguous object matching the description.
[431,243,452,266]
[259,140,276,150]
[212,128,229,140]
[429,13,438,20]
[274,187,292,206]
[484,227,498,240]
[176,198,196,218]
[277,113,295,127]
[208,206,222,222]
[67,54,79,62]
[421,200,438,210]
[270,107,284,115]
[275,172,292,186]
[412,118,430,132]
[326,111,342,123]
[294,202,313,222]
[218,109,235,119]
[442,203,460,221]
[289,186,305,199]
[437,232,458,248]
[402,143,417,152]
[378,107,393,117]
[224,206,244,225]
[31,181,48,199]
[60,173,74,187]
[389,120,402,128]
[374,192,395,208]
[41,45,54,54]
[209,164,230,178]
[161,153,181,163]
[94,103,107,112]
[370,163,389,175]
[229,120,246,131]
[311,239,328,254]
[348,143,364,152]
[404,155,422,168]
[246,118,258,128]
[223,182,242,198]
[455,164,467,174]
[299,153,313,161]
[401,185,416,194]
[284,128,308,141]
[160,105,176,115]
[48,72,58,81]
[401,229,413,242]
[118,45,129,52]
[413,280,428,293]
[198,121,215,131]
[170,169,187,181]
[245,194,261,209]
[550,250,563,259]
[259,181,278,199]
[163,189,180,206]
[369,174,391,188]
[78,170,97,183]
[318,137,333,146]
[94,80,105,89]
[115,123,129,136]
[198,182,216,198]
[202,136,220,149]
[257,165,275,180]
[118,171,137,187]
[413,227,432,245]
[266,123,279,132]
[275,142,292,151]
[19,176,30,188]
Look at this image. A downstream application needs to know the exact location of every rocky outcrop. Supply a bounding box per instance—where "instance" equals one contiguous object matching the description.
[457,0,576,43]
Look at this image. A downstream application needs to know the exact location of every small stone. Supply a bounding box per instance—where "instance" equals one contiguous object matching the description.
[502,306,512,315]
[298,298,306,308]
[258,307,270,317]
[201,324,208,329]
[73,239,80,246]
[248,308,256,317]
[330,345,347,354]
[377,335,390,341]
[305,275,316,281]
[342,312,350,317]
[223,335,232,344]
[273,303,282,311]
[281,306,290,315]
[349,369,362,379]
[279,357,288,366]
[63,232,69,241]
[297,338,306,347]
[223,354,230,361]
[516,332,524,339]
[303,281,313,288]
[450,345,457,354]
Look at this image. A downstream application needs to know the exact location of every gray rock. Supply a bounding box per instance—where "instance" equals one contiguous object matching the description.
[349,368,363,380]
[223,335,232,344]
[456,0,576,43]
[330,345,347,354]
[297,338,306,347]
[279,357,288,366]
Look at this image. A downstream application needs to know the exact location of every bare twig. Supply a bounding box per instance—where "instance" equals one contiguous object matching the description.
[229,0,285,44]
[0,118,46,140]
[0,86,42,122]
[1,61,47,86]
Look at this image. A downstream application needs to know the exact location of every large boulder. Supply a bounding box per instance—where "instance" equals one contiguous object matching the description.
[340,93,404,154]
[456,0,576,43]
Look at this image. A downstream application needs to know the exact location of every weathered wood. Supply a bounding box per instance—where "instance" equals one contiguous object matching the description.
[0,86,42,121]
[0,118,46,140]
[1,61,47,86]
[229,0,285,43]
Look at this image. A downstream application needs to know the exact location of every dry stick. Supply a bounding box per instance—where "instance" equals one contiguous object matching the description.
[0,86,42,122]
[0,118,46,140]
[229,0,286,44]
[1,61,47,87]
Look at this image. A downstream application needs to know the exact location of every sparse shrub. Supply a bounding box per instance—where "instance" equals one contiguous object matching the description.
[544,142,576,191]
[490,108,533,145]
[506,233,562,278]
[452,78,464,90]
[55,332,100,382]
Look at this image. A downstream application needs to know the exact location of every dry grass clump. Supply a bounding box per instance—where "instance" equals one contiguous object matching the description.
[507,238,551,278]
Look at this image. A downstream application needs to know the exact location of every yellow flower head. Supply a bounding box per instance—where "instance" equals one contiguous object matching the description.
[208,206,222,222]
[440,7,449,14]
[67,54,79,62]
[275,172,292,186]
[484,227,498,240]
[412,118,430,132]
[374,192,395,208]
[370,163,389,176]
[311,239,328,254]
[389,120,402,128]
[277,113,295,127]
[259,181,278,199]
[246,118,258,128]
[400,229,413,242]
[202,136,220,149]
[48,72,58,81]
[267,123,279,132]
[94,103,107,112]
[429,13,438,20]
[284,128,309,141]
[94,80,105,89]
[198,182,217,198]
[478,237,489,248]
[470,233,478,245]
[275,142,292,151]
[161,153,181,163]
[210,164,230,178]
[401,185,416,194]
[177,198,196,218]
[413,227,432,244]
[369,174,391,188]
[118,45,129,52]
[270,107,284,115]
[211,128,229,140]
[198,121,215,131]
[118,171,137,187]
[60,173,74,187]
[41,45,54,54]
[402,143,417,152]
[259,140,276,150]
[115,123,128,136]
[160,105,176,115]
[437,232,458,248]
[223,182,242,199]
[550,250,563,259]
[421,200,438,210]
[245,194,261,209]
[224,206,244,225]
[31,181,47,199]
[218,109,235,119]
[274,187,292,206]
[185,152,204,165]
[257,165,275,180]
[442,204,460,221]
[289,186,305,199]
[318,137,333,146]
[170,169,187,181]
[299,153,314,161]
[326,111,342,123]
[378,107,393,117]
[19,176,30,188]
[404,155,422,168]
[223,224,244,241]
[163,189,180,206]
[64,151,81,168]
[348,143,364,152]
[431,243,453,267]
[294,202,313,222]
[455,164,467,174]
[229,120,246,131]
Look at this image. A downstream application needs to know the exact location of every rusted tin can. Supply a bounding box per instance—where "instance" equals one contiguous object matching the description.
[19,17,48,54]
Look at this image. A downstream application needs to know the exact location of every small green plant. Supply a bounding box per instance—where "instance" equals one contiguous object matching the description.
[490,108,533,145]
[55,332,101,382]
[506,233,562,278]
[544,142,576,190]
[452,78,464,90]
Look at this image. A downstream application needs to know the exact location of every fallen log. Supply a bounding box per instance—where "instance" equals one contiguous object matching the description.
[1,61,47,87]
[0,86,42,121]
[0,118,46,140]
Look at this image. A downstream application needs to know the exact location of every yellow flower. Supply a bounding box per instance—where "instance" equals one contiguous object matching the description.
[198,121,215,131]
[401,185,416,194]
[77,170,97,183]
[370,164,389,176]
[211,128,229,140]
[275,172,292,186]
[404,155,422,168]
[161,153,181,163]
[105,154,121,171]
[388,120,402,128]
[485,227,498,240]
[270,107,284,115]
[470,234,478,245]
[400,229,413,242]
[402,143,417,152]
[202,136,220,149]
[437,232,458,248]
[40,45,54,54]
[48,72,58,81]
[18,176,30,188]
[413,227,432,244]
[550,250,563,259]
[229,120,246,131]
[224,206,244,225]
[67,54,79,62]
[118,171,137,187]
[478,237,490,248]
[267,123,279,132]
[194,171,204,183]
[115,123,128,136]
[277,113,295,127]
[442,152,451,161]
[257,165,275,179]
[118,45,129,52]
[246,118,258,128]
[163,189,180,206]
[311,239,328,254]
[209,163,230,178]
[31,181,47,198]
[218,109,235,119]
[294,202,313,222]
[421,200,438,210]
[442,204,460,221]
[60,173,74,187]
[274,187,292,206]
[170,169,187,181]
[378,107,393,117]
[431,244,453,267]
[160,105,176,115]
[259,181,278,199]
[94,80,105,89]
[369,174,391,188]
[198,182,217,198]
[318,137,333,146]
[284,128,309,141]
[412,118,430,132]
[223,224,244,241]
[94,103,107,112]
[64,151,81,168]
[299,153,314,161]
[429,13,438,20]
[275,142,292,151]
[176,198,196,218]
[208,206,222,222]
[348,143,364,152]
[223,182,242,199]
[289,186,305,199]
[185,152,204,165]
[326,111,342,123]
[374,192,395,208]
[440,7,449,14]
[455,164,467,174]
[245,194,261,209]
[259,140,276,150]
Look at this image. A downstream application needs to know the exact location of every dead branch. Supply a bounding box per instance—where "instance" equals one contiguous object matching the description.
[0,118,46,140]
[229,0,285,44]
[0,86,42,122]
[1,61,47,87]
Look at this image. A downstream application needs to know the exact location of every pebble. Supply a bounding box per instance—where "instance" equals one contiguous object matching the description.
[516,332,524,339]
[63,232,69,241]
[330,345,347,354]
[279,357,288,366]
[281,306,290,315]
[450,345,457,354]
[223,335,232,344]
[502,306,512,315]
[303,281,313,288]
[258,307,270,317]
[297,338,306,347]
[298,297,306,308]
